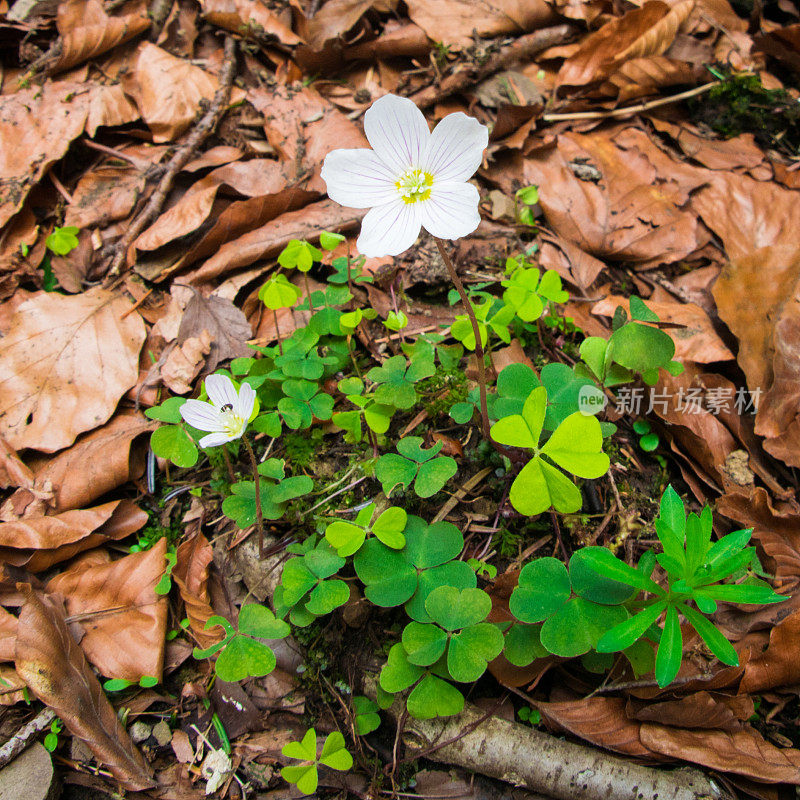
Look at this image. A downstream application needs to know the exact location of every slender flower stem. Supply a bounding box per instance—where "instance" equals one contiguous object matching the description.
[303,272,315,314]
[434,237,491,441]
[243,438,265,559]
[272,308,283,355]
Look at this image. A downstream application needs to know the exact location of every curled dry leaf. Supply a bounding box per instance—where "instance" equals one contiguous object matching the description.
[405,0,554,47]
[122,42,219,143]
[14,588,156,790]
[298,0,375,49]
[638,724,800,783]
[175,290,252,373]
[0,436,34,490]
[604,57,703,102]
[174,531,225,651]
[0,499,147,573]
[161,331,212,394]
[0,82,89,228]
[26,411,156,512]
[186,198,365,284]
[46,538,168,682]
[54,0,150,72]
[0,287,146,453]
[201,0,300,45]
[556,0,694,88]
[86,83,141,137]
[0,664,26,705]
[626,691,752,732]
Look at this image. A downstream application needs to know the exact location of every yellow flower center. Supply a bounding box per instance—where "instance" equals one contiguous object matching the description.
[395,168,433,204]
[219,407,246,439]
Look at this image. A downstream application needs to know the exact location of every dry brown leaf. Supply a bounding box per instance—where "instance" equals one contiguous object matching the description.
[161,331,212,394]
[605,57,703,102]
[122,42,219,143]
[15,588,156,790]
[0,82,89,228]
[46,538,168,682]
[0,664,26,705]
[591,294,733,363]
[54,0,150,72]
[65,161,148,230]
[174,531,225,650]
[134,160,290,252]
[0,499,147,572]
[0,287,146,452]
[405,0,554,47]
[0,436,34,490]
[175,290,252,373]
[627,691,752,731]
[26,412,156,512]
[536,696,659,758]
[86,83,141,136]
[523,130,699,277]
[299,0,375,48]
[201,0,300,44]
[693,172,800,262]
[557,1,693,88]
[754,23,800,73]
[639,723,800,783]
[186,198,365,284]
[0,605,18,662]
[248,84,368,194]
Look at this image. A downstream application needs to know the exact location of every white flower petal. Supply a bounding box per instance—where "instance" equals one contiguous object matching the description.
[424,113,488,183]
[199,431,234,448]
[205,374,238,409]
[419,182,481,240]
[364,94,430,175]
[235,382,257,422]
[357,200,422,257]
[321,148,399,209]
[181,400,225,432]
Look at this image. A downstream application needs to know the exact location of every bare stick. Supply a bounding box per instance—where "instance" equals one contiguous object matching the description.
[542,82,719,122]
[0,708,56,769]
[107,35,238,278]
[243,439,265,559]
[411,25,576,109]
[434,237,491,441]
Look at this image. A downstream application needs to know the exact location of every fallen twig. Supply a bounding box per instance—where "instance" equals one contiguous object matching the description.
[0,707,56,769]
[367,678,726,800]
[106,35,238,278]
[411,25,577,110]
[542,82,719,122]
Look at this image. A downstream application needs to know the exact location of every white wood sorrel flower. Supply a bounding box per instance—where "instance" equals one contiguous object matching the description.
[180,374,256,448]
[321,94,488,257]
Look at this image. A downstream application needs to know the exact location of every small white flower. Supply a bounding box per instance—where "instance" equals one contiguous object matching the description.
[321,94,488,258]
[180,374,256,448]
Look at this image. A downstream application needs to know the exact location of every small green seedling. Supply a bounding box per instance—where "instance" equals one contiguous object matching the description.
[491,386,610,515]
[281,729,353,795]
[375,437,457,498]
[193,604,290,682]
[44,718,63,752]
[633,419,659,452]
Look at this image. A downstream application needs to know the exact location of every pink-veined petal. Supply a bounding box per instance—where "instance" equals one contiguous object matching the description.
[199,431,234,448]
[205,374,238,409]
[180,400,225,432]
[357,200,422,257]
[235,382,257,422]
[419,182,481,240]
[321,148,399,209]
[423,113,488,183]
[364,94,430,175]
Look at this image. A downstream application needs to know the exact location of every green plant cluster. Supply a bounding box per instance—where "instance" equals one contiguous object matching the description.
[141,234,788,795]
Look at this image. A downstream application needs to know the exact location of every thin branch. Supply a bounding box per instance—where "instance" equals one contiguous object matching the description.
[542,82,719,122]
[0,708,57,769]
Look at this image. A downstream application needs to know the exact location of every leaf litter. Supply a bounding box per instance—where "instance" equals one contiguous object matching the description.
[0,0,799,796]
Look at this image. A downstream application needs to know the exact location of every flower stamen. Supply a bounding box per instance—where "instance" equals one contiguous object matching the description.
[395,168,433,204]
